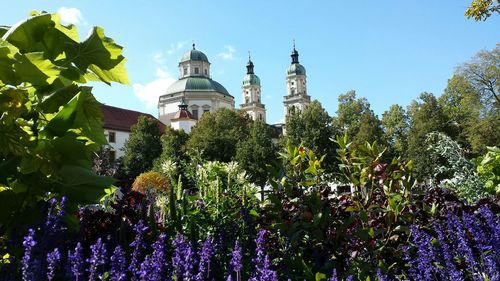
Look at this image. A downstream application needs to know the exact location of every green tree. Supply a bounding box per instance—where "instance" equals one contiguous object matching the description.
[381,104,409,158]
[0,12,128,232]
[465,0,500,21]
[285,100,337,169]
[235,121,277,186]
[407,92,453,179]
[332,90,385,148]
[186,108,250,162]
[154,126,189,166]
[457,44,500,108]
[122,116,162,182]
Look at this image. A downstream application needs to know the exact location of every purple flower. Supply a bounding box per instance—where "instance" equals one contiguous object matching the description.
[346,275,353,281]
[229,240,243,281]
[46,248,61,281]
[376,268,387,281]
[196,235,215,281]
[110,245,127,281]
[69,242,85,281]
[408,225,435,281]
[130,220,149,281]
[88,238,107,281]
[446,213,478,279]
[22,228,38,281]
[328,269,338,281]
[463,212,499,281]
[479,206,500,257]
[139,233,169,281]
[433,222,462,281]
[172,233,196,281]
[250,230,278,281]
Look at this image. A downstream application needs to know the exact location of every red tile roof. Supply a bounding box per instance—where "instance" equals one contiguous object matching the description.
[101,104,166,133]
[171,108,194,120]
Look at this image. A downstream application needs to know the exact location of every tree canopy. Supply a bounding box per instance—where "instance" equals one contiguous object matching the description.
[186,108,251,162]
[121,116,163,183]
[332,90,385,149]
[285,100,337,169]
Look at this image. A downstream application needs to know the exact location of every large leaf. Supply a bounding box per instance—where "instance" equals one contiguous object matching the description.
[68,27,129,84]
[58,164,115,203]
[43,88,107,145]
[13,52,62,85]
[2,13,53,52]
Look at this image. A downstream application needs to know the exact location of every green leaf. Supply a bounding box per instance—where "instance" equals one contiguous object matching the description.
[13,52,62,85]
[315,272,327,281]
[68,27,129,85]
[58,164,115,203]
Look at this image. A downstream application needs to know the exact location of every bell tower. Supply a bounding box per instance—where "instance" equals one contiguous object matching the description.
[240,53,266,122]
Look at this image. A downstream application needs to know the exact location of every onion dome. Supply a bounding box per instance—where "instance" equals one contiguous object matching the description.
[242,54,261,86]
[287,44,306,76]
[165,77,232,97]
[180,43,209,63]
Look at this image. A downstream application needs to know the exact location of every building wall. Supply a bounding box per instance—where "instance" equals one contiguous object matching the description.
[158,91,234,125]
[104,129,130,159]
[171,119,197,133]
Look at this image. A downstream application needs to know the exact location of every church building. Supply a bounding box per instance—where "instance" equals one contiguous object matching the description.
[158,44,235,126]
[158,43,310,133]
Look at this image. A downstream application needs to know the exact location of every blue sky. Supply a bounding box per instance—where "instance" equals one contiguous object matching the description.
[3,1,499,124]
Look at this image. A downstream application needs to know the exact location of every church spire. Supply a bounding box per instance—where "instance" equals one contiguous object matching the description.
[246,51,254,74]
[291,39,299,64]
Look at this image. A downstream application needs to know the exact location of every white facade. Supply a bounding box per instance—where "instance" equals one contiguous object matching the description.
[104,129,129,159]
[240,57,266,122]
[158,45,235,126]
[171,118,197,133]
[283,47,311,118]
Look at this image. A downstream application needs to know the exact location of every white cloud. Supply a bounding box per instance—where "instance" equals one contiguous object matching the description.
[57,7,86,25]
[133,67,176,108]
[166,41,188,55]
[152,52,165,64]
[218,45,236,60]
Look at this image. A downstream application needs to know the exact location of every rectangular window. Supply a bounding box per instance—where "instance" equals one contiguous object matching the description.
[203,109,209,114]
[192,109,198,120]
[108,131,116,143]
[183,68,188,75]
[204,69,207,75]
[195,67,199,74]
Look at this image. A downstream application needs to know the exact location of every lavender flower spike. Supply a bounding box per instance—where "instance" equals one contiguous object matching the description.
[196,235,215,281]
[69,242,85,281]
[88,238,107,281]
[230,240,243,281]
[22,228,37,281]
[129,220,149,281]
[46,248,61,281]
[110,245,127,281]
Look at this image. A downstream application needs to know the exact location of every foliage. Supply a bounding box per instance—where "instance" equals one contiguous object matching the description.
[92,146,118,177]
[154,125,189,168]
[425,132,488,203]
[0,12,128,234]
[186,108,251,162]
[235,120,278,187]
[332,91,385,151]
[407,92,453,179]
[381,104,409,158]
[474,146,500,194]
[285,100,337,171]
[465,0,500,21]
[121,115,162,183]
[457,44,500,109]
